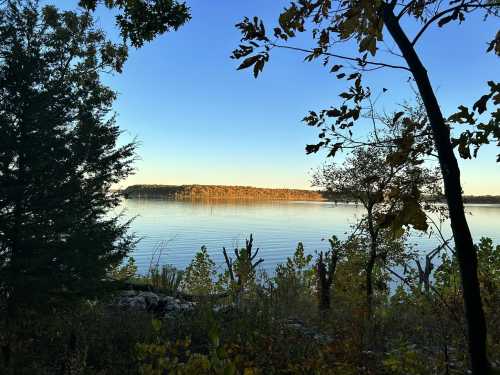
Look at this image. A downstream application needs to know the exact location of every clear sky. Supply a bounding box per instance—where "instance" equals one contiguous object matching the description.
[58,1,499,195]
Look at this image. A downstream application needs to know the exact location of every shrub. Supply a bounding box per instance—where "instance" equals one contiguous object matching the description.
[180,246,219,296]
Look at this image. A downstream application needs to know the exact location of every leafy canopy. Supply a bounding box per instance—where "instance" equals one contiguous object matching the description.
[232,0,499,161]
[78,0,191,47]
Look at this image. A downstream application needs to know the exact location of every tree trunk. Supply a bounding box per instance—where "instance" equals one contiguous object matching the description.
[365,245,376,315]
[381,6,490,374]
[366,205,377,316]
[317,252,331,310]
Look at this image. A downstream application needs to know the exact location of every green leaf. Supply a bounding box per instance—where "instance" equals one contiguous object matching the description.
[327,142,343,158]
[326,108,342,117]
[448,105,475,124]
[237,55,260,71]
[392,111,404,124]
[458,139,472,159]
[438,15,454,27]
[486,30,500,56]
[330,64,342,73]
[253,58,264,78]
[473,94,491,114]
[359,34,378,56]
[306,142,325,154]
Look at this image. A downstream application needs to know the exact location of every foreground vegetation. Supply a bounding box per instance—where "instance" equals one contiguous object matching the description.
[1,235,499,374]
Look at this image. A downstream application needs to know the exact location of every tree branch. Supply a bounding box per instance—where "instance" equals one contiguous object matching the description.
[412,1,500,46]
[222,247,235,282]
[397,0,418,20]
[270,43,411,71]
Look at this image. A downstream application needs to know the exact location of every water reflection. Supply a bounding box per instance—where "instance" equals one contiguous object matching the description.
[120,199,500,274]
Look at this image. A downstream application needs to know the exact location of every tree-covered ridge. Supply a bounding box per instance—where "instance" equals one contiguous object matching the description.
[123,184,326,201]
[123,184,500,204]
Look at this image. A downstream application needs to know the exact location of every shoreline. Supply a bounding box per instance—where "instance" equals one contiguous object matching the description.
[121,185,500,205]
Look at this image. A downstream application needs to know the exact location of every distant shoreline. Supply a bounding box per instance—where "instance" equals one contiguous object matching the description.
[122,184,326,201]
[121,184,500,204]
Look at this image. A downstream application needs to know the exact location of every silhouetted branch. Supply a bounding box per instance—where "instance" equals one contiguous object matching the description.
[269,43,411,71]
[412,1,500,46]
[222,247,235,282]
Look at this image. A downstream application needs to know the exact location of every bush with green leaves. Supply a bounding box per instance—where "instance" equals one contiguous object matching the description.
[180,246,220,296]
[271,242,315,314]
[112,256,139,281]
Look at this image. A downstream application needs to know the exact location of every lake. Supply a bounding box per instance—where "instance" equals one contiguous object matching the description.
[120,199,500,275]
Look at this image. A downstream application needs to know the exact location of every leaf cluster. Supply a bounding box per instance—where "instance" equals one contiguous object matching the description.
[79,0,191,47]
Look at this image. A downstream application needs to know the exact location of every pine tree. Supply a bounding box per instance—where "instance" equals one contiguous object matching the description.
[0,1,135,313]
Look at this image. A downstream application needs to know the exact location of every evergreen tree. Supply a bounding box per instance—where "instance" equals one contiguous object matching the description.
[0,0,135,312]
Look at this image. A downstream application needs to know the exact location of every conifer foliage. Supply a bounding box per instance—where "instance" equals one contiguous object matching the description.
[0,1,135,312]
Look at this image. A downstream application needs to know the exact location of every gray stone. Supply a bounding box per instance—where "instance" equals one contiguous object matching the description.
[137,291,159,307]
[114,290,197,315]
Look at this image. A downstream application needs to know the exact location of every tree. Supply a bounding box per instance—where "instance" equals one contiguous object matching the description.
[77,0,191,48]
[232,1,499,372]
[313,144,438,313]
[273,242,314,313]
[0,2,136,313]
[180,246,218,296]
[222,234,264,304]
[316,236,341,311]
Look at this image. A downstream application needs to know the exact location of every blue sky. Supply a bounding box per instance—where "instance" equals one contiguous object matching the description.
[57,1,499,194]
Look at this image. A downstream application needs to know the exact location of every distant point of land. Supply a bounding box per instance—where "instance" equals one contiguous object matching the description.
[462,195,500,204]
[122,184,326,201]
[122,184,500,204]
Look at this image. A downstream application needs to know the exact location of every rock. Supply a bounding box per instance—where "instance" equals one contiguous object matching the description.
[120,290,138,297]
[114,290,196,316]
[179,302,195,311]
[157,297,179,313]
[117,295,146,311]
[138,291,159,308]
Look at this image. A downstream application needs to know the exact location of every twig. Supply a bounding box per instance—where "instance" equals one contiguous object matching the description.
[269,43,411,71]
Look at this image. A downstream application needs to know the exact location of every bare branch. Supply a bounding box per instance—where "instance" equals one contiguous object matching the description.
[222,247,235,282]
[270,43,411,71]
[412,1,500,45]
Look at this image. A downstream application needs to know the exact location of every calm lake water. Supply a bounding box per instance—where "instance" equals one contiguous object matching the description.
[120,199,500,274]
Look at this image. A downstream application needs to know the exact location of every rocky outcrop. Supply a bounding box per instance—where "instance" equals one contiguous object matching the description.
[115,290,196,316]
[114,292,333,345]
